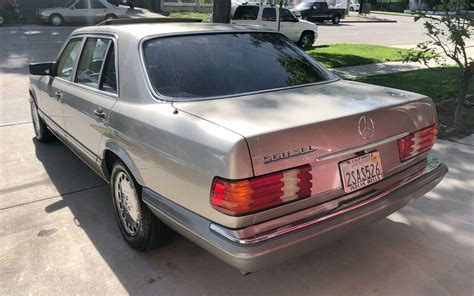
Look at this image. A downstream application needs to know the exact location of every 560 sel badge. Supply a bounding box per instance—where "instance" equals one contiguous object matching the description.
[263,145,317,164]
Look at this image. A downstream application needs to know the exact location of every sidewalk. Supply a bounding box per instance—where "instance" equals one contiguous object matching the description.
[331,61,431,79]
[331,43,474,79]
[341,12,397,23]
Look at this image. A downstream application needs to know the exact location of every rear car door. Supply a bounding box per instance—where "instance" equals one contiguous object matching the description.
[260,7,278,31]
[40,37,83,137]
[231,5,260,26]
[71,0,92,23]
[62,36,118,161]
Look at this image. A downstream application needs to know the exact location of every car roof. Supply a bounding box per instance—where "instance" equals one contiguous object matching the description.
[71,22,273,41]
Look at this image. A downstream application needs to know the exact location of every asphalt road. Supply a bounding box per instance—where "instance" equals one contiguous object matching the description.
[1,21,473,295]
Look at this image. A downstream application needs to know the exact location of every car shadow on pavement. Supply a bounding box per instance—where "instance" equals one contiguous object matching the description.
[31,135,473,295]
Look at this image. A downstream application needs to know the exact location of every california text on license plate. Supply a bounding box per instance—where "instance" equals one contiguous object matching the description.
[339,151,384,193]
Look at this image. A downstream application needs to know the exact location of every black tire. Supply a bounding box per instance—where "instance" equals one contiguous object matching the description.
[30,100,55,142]
[332,14,341,24]
[110,161,170,251]
[0,14,5,26]
[297,31,315,50]
[49,14,64,26]
[104,14,117,21]
[350,7,354,11]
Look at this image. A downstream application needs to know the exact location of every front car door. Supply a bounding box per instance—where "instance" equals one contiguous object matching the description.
[38,37,83,138]
[260,7,278,31]
[62,36,118,163]
[279,8,300,41]
[90,0,108,22]
[70,0,92,23]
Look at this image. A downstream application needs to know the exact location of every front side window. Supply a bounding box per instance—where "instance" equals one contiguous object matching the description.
[76,37,112,88]
[232,6,259,20]
[143,33,334,100]
[56,38,83,80]
[262,8,276,21]
[280,9,296,22]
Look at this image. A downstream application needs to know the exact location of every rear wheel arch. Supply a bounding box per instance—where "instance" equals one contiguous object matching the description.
[101,145,144,186]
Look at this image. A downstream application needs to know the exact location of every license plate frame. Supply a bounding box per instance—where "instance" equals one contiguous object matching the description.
[339,151,384,193]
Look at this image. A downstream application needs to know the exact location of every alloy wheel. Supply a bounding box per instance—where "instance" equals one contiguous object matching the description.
[51,15,62,26]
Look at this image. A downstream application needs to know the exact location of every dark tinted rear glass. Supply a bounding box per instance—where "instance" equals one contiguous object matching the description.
[143,33,334,100]
[232,6,259,20]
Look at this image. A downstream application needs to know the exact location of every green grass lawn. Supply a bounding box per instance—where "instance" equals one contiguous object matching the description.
[305,44,411,68]
[169,12,210,22]
[355,67,474,139]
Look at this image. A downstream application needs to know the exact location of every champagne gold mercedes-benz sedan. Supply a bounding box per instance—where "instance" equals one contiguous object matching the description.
[28,19,447,274]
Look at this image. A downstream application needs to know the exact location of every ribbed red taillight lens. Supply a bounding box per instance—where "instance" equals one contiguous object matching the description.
[211,165,312,216]
[398,124,438,162]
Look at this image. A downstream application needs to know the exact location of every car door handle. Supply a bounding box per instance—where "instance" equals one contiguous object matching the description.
[93,109,107,119]
[54,90,63,102]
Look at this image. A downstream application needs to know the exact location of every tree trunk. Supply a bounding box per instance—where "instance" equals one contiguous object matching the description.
[453,66,473,130]
[212,0,231,23]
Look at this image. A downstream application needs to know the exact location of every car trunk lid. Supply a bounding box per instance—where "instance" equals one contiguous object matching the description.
[173,80,436,179]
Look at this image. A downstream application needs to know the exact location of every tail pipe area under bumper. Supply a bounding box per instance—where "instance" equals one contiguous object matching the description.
[143,158,447,273]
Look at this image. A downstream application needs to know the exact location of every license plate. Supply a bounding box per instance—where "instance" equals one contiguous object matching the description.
[339,151,384,193]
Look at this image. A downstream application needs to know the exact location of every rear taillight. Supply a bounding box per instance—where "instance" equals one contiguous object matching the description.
[398,124,437,162]
[211,165,312,216]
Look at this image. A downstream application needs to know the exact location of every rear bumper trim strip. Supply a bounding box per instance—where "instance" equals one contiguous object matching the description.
[210,157,442,245]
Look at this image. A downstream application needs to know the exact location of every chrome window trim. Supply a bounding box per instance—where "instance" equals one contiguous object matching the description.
[55,36,85,82]
[56,32,120,98]
[137,30,339,102]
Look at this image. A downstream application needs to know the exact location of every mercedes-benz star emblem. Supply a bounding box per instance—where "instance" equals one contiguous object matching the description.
[358,116,375,139]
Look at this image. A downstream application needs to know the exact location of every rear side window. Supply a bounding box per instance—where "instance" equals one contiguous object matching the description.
[99,45,117,94]
[232,6,259,20]
[143,33,334,100]
[56,38,83,81]
[262,8,276,21]
[76,37,112,88]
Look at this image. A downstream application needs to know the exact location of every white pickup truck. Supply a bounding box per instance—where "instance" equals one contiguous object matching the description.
[230,3,318,49]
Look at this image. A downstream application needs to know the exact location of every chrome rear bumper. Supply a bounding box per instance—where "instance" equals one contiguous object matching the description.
[143,158,447,273]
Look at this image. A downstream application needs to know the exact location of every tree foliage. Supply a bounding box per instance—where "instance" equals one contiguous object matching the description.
[405,0,473,131]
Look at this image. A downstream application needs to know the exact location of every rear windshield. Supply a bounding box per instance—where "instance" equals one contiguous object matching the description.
[143,33,335,100]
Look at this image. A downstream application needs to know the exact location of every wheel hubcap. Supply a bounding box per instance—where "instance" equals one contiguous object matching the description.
[114,171,141,236]
[0,16,4,24]
[52,16,61,25]
[31,103,40,136]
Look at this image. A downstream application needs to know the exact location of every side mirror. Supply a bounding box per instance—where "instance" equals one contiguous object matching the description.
[29,62,57,76]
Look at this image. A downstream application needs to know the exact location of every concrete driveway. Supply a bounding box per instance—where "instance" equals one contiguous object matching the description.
[1,25,473,295]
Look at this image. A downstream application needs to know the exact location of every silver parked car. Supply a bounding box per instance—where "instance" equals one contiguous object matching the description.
[29,20,447,274]
[37,0,128,26]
